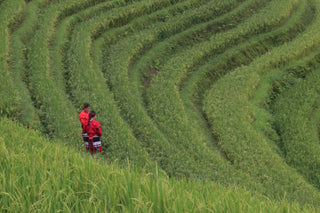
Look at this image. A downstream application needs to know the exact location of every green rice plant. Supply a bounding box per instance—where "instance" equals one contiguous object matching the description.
[250,46,320,156]
[130,0,268,94]
[92,0,242,91]
[51,0,209,105]
[272,68,320,188]
[65,0,240,165]
[8,0,51,130]
[146,0,299,154]
[143,0,299,182]
[26,0,109,141]
[50,0,133,91]
[91,0,219,61]
[203,0,320,205]
[0,117,317,212]
[51,0,249,165]
[125,0,305,161]
[99,0,310,198]
[145,0,320,204]
[179,0,312,160]
[3,0,320,209]
[66,0,187,164]
[123,0,270,158]
[68,0,188,41]
[101,0,249,178]
[6,0,122,133]
[182,0,312,103]
[95,0,314,200]
[0,0,25,119]
[51,0,201,165]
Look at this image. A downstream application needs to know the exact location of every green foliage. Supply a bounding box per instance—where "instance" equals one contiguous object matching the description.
[2,0,320,209]
[147,0,301,158]
[0,0,25,119]
[102,0,248,179]
[203,0,320,205]
[9,0,49,130]
[65,0,184,164]
[273,68,320,188]
[0,118,316,212]
[142,0,306,195]
[26,0,101,142]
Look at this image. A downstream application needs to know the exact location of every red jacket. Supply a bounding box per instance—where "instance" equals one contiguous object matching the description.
[85,120,102,140]
[79,110,89,133]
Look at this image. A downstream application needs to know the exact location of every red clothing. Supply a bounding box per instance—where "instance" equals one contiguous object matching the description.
[79,110,89,133]
[85,119,102,153]
[85,119,102,140]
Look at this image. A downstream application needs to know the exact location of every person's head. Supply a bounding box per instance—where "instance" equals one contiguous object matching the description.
[89,111,96,121]
[83,103,90,113]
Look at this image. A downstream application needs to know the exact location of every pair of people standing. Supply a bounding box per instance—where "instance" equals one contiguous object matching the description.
[79,103,102,154]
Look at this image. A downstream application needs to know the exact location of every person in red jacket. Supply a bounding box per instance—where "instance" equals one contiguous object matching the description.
[79,103,90,132]
[79,103,90,149]
[85,111,102,154]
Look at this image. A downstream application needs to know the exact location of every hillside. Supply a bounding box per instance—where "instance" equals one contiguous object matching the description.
[1,0,320,211]
[0,118,317,212]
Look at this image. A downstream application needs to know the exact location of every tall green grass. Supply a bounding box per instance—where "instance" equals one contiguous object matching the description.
[8,0,50,130]
[203,0,320,205]
[98,0,318,203]
[142,0,299,183]
[50,0,131,91]
[123,0,269,158]
[0,117,316,212]
[26,0,107,141]
[179,0,311,161]
[66,0,208,164]
[102,0,247,178]
[0,0,26,119]
[146,0,299,156]
[2,0,320,210]
[273,68,320,188]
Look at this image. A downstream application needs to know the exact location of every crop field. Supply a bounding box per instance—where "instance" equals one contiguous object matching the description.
[1,0,320,211]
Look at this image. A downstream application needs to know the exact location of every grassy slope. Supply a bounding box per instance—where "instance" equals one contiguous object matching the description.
[0,117,316,212]
[1,0,320,210]
[203,0,320,205]
[273,68,320,188]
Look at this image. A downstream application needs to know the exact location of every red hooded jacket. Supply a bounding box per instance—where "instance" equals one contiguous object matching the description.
[85,119,102,140]
[79,110,89,133]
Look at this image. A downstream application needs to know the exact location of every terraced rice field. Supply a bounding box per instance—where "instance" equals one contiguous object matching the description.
[1,0,320,211]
